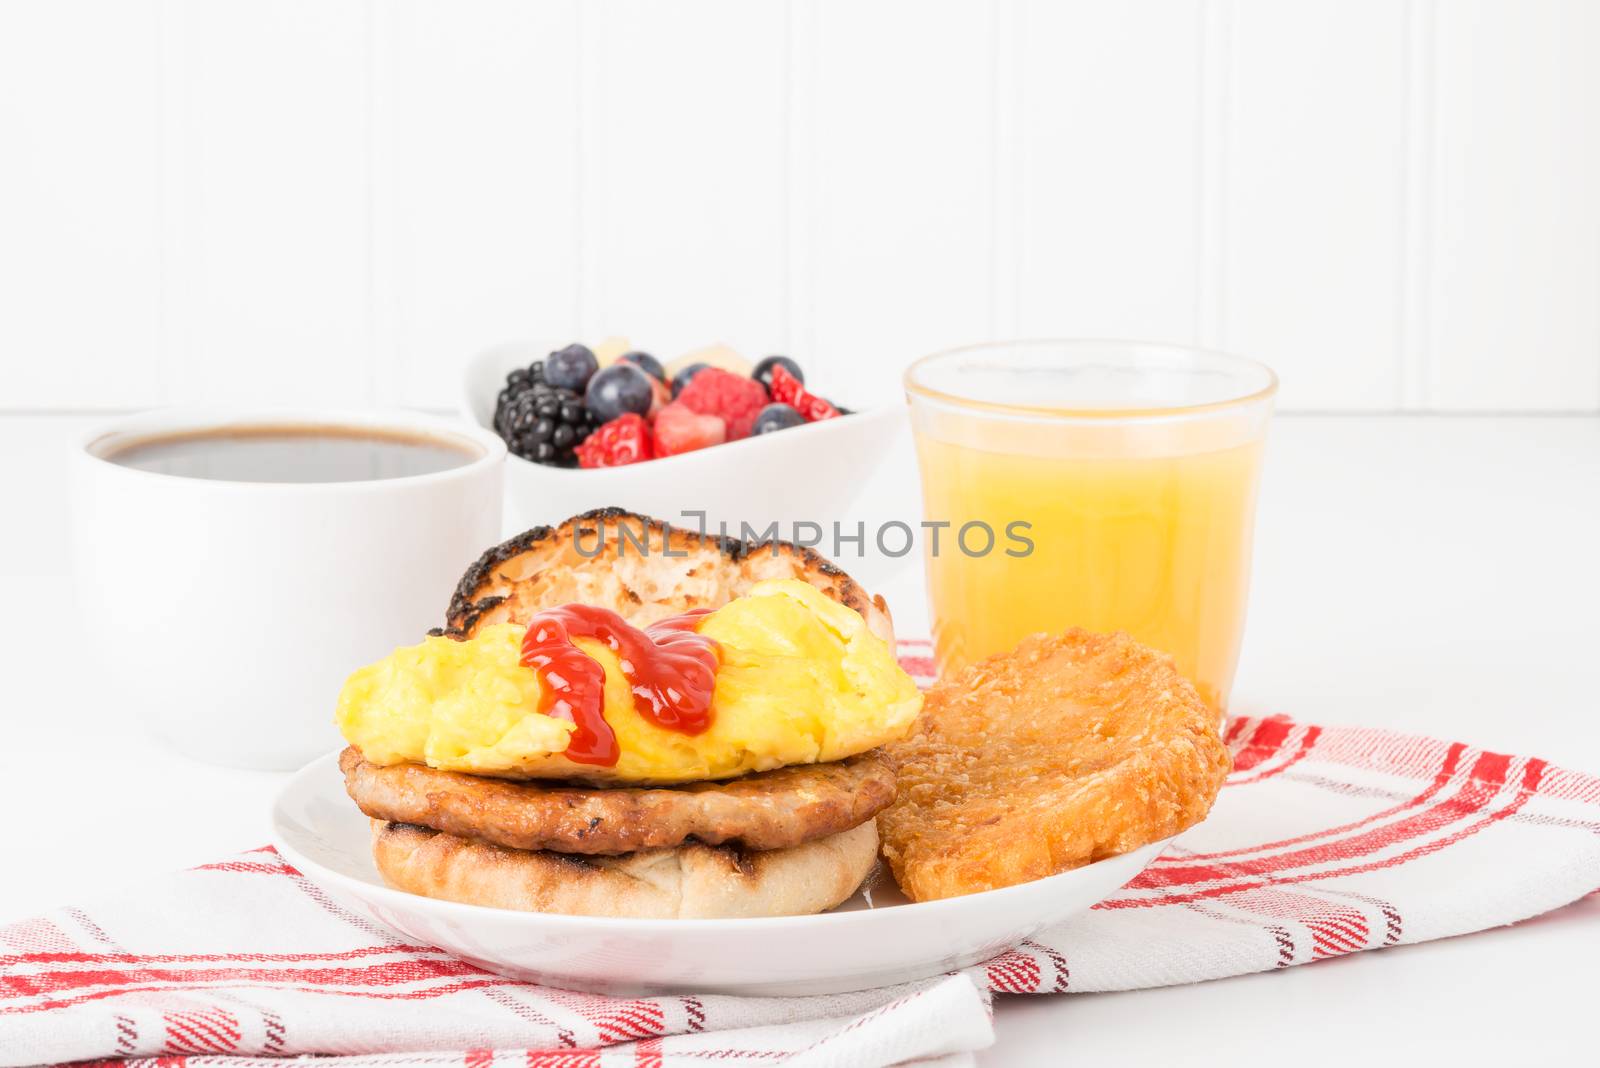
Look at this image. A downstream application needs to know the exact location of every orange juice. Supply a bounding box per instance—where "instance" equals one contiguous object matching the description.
[913,432,1264,709]
[906,341,1275,712]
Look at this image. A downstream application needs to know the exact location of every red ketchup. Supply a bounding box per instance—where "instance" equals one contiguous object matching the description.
[519,605,721,767]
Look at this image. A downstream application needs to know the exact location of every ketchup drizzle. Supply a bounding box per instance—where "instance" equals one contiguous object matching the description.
[519,605,721,767]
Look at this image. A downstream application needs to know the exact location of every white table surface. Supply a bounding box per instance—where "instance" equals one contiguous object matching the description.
[4,412,1598,1066]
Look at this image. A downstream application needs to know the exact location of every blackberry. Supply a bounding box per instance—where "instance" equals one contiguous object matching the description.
[500,383,596,466]
[493,361,548,437]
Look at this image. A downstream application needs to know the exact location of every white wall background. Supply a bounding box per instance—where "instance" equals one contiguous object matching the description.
[3,0,1599,414]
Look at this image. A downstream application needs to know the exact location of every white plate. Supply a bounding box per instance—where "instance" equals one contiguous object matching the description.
[271,751,1170,996]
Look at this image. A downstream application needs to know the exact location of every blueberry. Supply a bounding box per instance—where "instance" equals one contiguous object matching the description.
[670,361,712,399]
[751,355,804,391]
[751,402,806,435]
[545,343,598,392]
[619,350,666,382]
[585,363,655,422]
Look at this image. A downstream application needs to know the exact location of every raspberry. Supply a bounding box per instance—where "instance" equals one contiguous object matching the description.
[769,365,839,422]
[653,402,727,457]
[576,413,653,468]
[676,367,770,439]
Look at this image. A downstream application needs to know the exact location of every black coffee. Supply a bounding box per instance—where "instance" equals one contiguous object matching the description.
[106,424,479,483]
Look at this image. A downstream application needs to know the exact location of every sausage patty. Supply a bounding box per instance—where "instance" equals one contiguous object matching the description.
[341,746,897,856]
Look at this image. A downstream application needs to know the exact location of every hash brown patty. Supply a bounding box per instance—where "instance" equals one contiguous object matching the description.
[877,630,1230,902]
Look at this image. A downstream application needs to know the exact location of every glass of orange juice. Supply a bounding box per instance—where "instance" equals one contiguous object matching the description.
[905,340,1276,712]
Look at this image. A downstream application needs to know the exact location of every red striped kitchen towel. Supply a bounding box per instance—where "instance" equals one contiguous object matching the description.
[3,642,1599,1067]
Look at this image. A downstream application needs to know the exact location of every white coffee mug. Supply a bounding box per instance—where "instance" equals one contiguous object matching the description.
[70,408,506,770]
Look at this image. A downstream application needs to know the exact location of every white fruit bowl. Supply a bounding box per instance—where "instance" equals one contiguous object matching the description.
[461,341,907,542]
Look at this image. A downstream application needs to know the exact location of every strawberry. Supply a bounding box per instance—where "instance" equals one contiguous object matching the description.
[676,367,770,439]
[768,365,839,422]
[652,402,727,457]
[575,413,653,468]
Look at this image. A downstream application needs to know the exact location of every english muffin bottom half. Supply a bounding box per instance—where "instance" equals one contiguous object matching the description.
[370,818,881,920]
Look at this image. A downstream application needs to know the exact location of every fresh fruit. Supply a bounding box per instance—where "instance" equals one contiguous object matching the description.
[545,344,599,392]
[491,340,846,466]
[502,360,545,394]
[501,383,597,466]
[676,367,771,439]
[493,362,547,437]
[591,336,631,366]
[653,402,728,457]
[751,402,805,435]
[648,375,671,415]
[576,413,653,468]
[769,365,840,422]
[585,363,656,423]
[751,355,804,392]
[620,350,666,382]
[670,362,711,399]
[666,344,752,378]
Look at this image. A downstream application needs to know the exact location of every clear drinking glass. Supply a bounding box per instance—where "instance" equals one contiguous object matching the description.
[905,340,1277,712]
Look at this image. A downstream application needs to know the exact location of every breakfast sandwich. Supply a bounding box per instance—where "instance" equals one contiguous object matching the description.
[335,509,922,919]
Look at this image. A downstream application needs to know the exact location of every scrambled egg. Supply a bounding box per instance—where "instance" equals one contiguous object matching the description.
[335,579,923,783]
